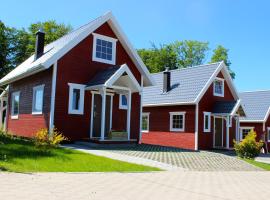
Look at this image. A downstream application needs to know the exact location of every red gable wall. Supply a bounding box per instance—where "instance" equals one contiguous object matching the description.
[54,22,142,140]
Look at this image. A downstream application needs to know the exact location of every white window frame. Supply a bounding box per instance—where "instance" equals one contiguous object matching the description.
[267,127,270,142]
[92,33,117,65]
[213,77,224,97]
[68,83,85,115]
[32,84,45,115]
[169,112,186,132]
[142,112,150,133]
[239,127,254,140]
[203,112,211,132]
[11,91,20,119]
[119,94,128,110]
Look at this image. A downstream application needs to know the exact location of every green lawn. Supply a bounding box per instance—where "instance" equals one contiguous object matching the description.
[0,134,160,172]
[243,158,270,171]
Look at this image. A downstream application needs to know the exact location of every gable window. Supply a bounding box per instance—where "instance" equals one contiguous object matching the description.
[68,83,85,115]
[268,128,270,142]
[11,91,20,119]
[213,78,224,97]
[32,85,44,114]
[142,113,150,132]
[119,94,127,109]
[240,127,254,140]
[92,33,117,65]
[203,112,211,132]
[169,112,185,132]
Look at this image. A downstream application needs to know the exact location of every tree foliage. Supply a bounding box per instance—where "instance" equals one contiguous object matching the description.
[211,45,235,79]
[0,20,72,78]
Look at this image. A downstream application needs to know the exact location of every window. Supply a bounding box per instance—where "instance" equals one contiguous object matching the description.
[32,85,44,114]
[92,33,117,65]
[213,78,224,97]
[204,112,211,132]
[68,83,85,115]
[119,94,127,109]
[142,113,150,132]
[267,127,270,142]
[240,127,254,140]
[169,112,185,132]
[11,91,20,119]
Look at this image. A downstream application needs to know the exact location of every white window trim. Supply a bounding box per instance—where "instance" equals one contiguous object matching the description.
[119,94,128,110]
[11,91,20,119]
[267,127,270,142]
[68,83,85,115]
[142,112,150,133]
[213,77,224,97]
[239,126,254,140]
[92,33,117,65]
[32,84,45,115]
[203,112,211,132]
[169,111,186,132]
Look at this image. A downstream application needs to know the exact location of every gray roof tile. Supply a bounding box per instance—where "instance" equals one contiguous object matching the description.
[240,90,270,121]
[142,62,221,105]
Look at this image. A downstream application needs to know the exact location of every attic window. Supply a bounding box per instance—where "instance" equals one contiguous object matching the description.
[213,78,224,97]
[92,33,117,65]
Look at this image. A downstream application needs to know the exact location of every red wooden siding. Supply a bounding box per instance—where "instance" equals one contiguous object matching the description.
[54,22,141,140]
[198,71,237,149]
[7,68,52,137]
[142,105,196,150]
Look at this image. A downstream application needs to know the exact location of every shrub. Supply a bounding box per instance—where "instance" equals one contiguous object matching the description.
[234,130,263,159]
[34,128,68,148]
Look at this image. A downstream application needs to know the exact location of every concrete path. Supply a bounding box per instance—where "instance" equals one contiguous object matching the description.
[64,144,181,171]
[1,171,270,200]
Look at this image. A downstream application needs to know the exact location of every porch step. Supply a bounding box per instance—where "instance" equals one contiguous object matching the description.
[74,141,138,148]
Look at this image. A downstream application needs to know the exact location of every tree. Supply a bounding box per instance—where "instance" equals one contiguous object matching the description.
[211,45,235,79]
[0,21,10,77]
[138,40,209,72]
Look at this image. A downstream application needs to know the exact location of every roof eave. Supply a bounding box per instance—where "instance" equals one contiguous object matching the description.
[143,101,196,107]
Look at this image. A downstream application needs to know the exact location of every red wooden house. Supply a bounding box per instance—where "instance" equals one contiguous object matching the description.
[0,12,154,143]
[239,90,270,151]
[141,62,246,150]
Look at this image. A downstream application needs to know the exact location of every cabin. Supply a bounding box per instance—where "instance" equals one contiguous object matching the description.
[239,90,270,151]
[0,12,154,144]
[141,62,246,150]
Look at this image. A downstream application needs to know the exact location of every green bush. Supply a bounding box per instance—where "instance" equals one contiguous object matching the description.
[234,130,263,159]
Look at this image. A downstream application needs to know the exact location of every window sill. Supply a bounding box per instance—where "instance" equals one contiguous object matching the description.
[213,93,224,97]
[142,130,149,133]
[11,115,18,119]
[203,130,211,133]
[32,112,43,115]
[119,106,128,110]
[170,129,185,132]
[68,110,84,115]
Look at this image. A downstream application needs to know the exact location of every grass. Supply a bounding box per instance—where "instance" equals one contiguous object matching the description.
[0,134,160,172]
[243,158,270,171]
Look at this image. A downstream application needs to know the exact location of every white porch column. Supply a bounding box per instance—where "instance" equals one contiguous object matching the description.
[100,87,106,141]
[226,116,230,149]
[0,99,3,128]
[126,90,131,140]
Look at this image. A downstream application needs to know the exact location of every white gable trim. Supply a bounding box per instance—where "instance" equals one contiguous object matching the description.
[263,107,270,122]
[0,12,154,87]
[194,61,239,104]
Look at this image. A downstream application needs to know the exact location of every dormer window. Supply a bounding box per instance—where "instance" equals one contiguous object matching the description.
[92,33,117,65]
[213,78,224,97]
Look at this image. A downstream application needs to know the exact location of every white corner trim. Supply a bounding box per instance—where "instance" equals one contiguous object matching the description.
[195,103,199,150]
[169,111,186,132]
[32,84,45,115]
[68,83,86,115]
[203,112,211,133]
[49,62,57,132]
[213,77,225,97]
[92,33,117,65]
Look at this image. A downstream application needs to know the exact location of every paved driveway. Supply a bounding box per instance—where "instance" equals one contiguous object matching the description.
[76,144,261,171]
[1,171,270,200]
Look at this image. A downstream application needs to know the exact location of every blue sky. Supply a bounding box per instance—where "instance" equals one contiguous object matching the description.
[1,0,269,92]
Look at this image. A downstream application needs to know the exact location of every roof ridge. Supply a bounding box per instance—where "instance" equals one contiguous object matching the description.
[150,62,222,75]
[240,89,270,94]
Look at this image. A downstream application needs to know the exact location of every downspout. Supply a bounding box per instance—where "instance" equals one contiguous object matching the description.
[139,76,144,143]
[49,62,58,133]
[195,103,199,150]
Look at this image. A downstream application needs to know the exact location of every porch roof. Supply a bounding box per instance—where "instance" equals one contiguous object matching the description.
[212,100,245,116]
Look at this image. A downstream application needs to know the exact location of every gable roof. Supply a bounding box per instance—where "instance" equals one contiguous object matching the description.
[212,101,237,114]
[0,12,154,87]
[143,61,239,106]
[239,90,270,122]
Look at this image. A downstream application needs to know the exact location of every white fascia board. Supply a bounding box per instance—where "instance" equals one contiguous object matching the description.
[143,101,196,107]
[263,107,270,122]
[239,120,264,123]
[230,99,241,116]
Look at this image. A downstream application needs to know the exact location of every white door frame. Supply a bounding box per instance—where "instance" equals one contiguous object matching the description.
[90,91,114,139]
[213,116,224,148]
